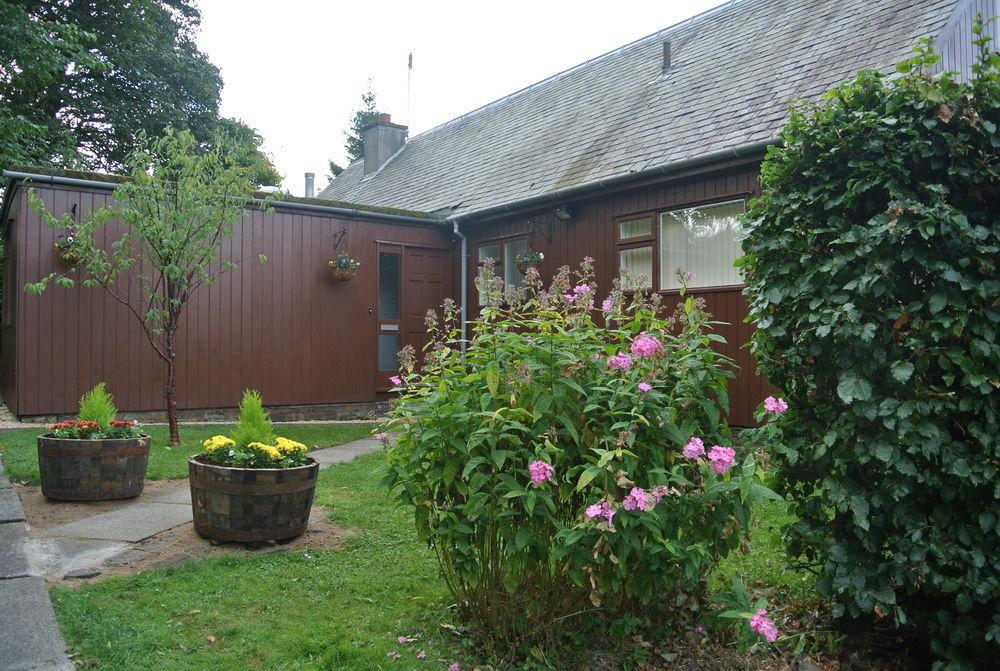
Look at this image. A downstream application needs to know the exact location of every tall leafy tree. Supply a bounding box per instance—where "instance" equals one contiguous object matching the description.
[344,83,378,163]
[26,129,272,444]
[213,117,282,187]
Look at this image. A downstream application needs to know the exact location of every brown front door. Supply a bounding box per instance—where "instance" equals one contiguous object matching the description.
[375,243,452,391]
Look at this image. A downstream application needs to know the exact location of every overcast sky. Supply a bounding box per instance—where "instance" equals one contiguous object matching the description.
[197,0,723,196]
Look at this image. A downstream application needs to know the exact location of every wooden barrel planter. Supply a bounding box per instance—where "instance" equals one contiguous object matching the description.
[37,436,150,501]
[188,456,319,542]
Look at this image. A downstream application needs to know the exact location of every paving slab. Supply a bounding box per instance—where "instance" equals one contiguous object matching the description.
[45,502,192,542]
[0,576,73,670]
[144,485,191,504]
[0,462,11,488]
[0,486,26,522]
[0,521,34,578]
[311,439,382,466]
[23,535,127,579]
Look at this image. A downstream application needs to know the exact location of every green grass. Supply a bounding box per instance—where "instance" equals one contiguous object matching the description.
[51,452,461,671]
[0,423,376,484]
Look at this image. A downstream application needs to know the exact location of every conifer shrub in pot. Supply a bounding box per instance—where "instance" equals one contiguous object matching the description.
[739,36,999,669]
[379,260,783,655]
[189,390,318,542]
[37,383,149,501]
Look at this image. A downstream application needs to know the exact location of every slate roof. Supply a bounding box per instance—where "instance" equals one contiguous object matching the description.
[318,0,959,218]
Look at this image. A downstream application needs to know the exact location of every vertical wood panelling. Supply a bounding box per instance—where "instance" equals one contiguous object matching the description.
[10,185,453,416]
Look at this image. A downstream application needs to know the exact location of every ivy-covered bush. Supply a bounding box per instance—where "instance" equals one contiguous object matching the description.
[739,36,999,668]
[382,260,780,653]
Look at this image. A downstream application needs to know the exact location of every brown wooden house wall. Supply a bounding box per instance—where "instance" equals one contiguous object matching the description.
[460,160,772,426]
[5,183,454,417]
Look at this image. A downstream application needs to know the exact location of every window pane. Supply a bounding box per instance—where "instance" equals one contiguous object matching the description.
[659,200,745,289]
[619,217,652,240]
[378,252,400,320]
[478,243,501,263]
[619,246,653,290]
[378,334,401,371]
[504,239,528,287]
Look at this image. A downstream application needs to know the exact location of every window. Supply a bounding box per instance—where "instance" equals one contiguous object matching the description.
[476,236,529,302]
[614,200,745,292]
[659,200,745,289]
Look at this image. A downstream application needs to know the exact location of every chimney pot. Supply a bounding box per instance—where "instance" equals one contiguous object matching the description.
[378,113,391,123]
[662,41,671,72]
[304,172,315,198]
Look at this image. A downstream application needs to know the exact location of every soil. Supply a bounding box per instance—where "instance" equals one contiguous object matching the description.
[16,480,181,529]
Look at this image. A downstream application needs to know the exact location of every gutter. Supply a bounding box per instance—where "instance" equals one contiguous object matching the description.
[1,170,442,227]
[446,138,776,224]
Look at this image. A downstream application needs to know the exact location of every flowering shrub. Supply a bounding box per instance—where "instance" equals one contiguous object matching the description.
[381,259,781,650]
[739,36,1000,668]
[199,390,309,468]
[43,383,142,439]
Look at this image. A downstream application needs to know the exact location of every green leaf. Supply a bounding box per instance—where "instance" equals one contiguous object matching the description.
[890,361,914,384]
[928,294,948,314]
[837,373,872,403]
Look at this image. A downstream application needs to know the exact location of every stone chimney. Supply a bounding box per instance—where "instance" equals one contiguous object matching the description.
[304,172,315,198]
[361,113,407,175]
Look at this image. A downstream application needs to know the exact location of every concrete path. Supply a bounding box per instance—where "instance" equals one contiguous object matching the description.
[0,463,74,670]
[1,437,382,671]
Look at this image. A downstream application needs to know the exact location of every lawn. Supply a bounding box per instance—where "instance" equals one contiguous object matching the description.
[0,423,377,484]
[51,451,459,671]
[48,449,814,671]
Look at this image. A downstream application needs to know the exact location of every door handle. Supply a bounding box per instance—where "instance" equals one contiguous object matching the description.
[369,308,374,314]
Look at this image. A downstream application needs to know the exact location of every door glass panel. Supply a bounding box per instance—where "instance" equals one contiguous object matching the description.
[504,239,528,287]
[619,217,652,240]
[378,252,400,320]
[378,334,401,371]
[659,200,745,289]
[619,246,653,289]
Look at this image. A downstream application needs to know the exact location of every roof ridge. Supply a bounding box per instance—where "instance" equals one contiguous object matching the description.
[407,0,744,142]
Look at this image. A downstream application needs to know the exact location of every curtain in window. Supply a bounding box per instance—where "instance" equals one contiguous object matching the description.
[504,239,528,287]
[659,200,745,289]
[619,246,653,289]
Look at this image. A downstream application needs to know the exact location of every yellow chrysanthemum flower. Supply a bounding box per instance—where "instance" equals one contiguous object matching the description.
[202,435,235,453]
[249,442,282,460]
[275,437,307,454]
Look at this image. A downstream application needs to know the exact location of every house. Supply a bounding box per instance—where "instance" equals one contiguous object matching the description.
[0,0,991,424]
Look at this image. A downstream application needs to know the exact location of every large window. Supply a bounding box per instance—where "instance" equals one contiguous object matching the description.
[615,199,745,291]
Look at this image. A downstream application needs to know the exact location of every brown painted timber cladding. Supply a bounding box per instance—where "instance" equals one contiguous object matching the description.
[6,184,454,416]
[462,162,773,427]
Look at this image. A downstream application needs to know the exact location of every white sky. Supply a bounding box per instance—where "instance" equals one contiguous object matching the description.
[197,0,723,196]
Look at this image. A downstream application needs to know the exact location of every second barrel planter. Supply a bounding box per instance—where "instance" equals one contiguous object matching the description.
[188,456,319,542]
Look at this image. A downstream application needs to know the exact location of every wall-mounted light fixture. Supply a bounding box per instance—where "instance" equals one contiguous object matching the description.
[554,206,573,222]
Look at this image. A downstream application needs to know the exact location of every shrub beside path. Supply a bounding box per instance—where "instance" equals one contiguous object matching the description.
[0,437,381,670]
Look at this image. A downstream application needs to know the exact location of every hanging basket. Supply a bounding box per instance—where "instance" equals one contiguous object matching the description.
[516,260,536,276]
[330,266,357,281]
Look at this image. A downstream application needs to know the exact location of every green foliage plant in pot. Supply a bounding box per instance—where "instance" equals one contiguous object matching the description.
[739,31,999,669]
[189,390,318,542]
[37,383,149,501]
[379,259,783,656]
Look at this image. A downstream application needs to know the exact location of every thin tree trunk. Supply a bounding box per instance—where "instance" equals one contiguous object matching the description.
[164,331,180,445]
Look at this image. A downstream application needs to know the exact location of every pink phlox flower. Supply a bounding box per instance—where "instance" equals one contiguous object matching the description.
[607,352,633,371]
[601,298,613,312]
[651,484,671,504]
[449,664,462,671]
[682,436,705,459]
[528,460,555,485]
[763,396,789,414]
[637,382,652,393]
[563,292,576,302]
[630,332,663,358]
[389,375,402,386]
[396,635,416,644]
[573,283,591,296]
[387,650,401,659]
[748,609,780,642]
[585,500,616,527]
[622,487,655,512]
[375,432,389,441]
[684,271,696,280]
[707,445,737,474]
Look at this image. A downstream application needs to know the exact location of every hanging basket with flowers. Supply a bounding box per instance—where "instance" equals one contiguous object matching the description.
[53,232,82,264]
[515,250,544,275]
[328,253,360,281]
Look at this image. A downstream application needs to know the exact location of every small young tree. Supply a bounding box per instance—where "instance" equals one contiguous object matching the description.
[343,82,378,163]
[27,128,270,444]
